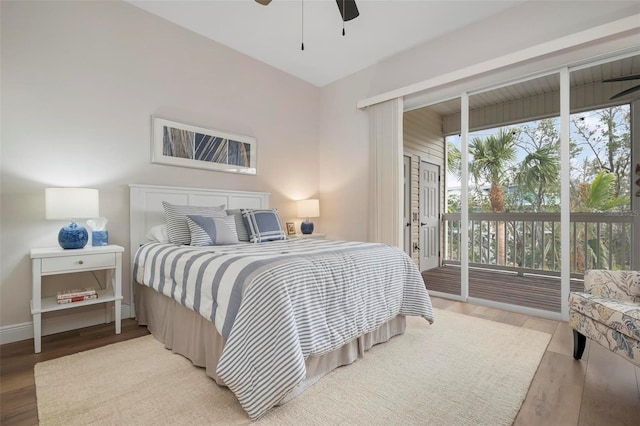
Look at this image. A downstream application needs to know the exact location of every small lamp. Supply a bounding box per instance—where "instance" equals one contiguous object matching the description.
[297,199,320,235]
[45,188,99,249]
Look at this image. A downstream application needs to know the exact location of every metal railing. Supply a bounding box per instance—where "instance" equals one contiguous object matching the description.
[443,212,634,277]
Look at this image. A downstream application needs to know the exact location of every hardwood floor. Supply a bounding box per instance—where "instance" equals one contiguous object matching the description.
[1,300,639,425]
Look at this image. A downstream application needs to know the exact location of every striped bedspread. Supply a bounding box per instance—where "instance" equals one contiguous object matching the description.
[134,239,434,420]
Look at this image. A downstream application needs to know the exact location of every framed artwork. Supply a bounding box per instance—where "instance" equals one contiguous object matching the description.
[286,222,296,236]
[151,117,257,175]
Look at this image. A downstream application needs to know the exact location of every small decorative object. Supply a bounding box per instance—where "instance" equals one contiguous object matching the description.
[151,116,257,175]
[286,222,296,236]
[297,199,320,235]
[45,188,99,249]
[87,217,109,246]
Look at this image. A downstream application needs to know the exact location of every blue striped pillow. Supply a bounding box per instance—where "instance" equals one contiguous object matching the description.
[162,202,226,245]
[241,209,287,243]
[185,215,239,246]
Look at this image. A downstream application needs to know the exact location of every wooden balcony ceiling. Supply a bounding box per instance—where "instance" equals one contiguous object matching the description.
[422,266,584,313]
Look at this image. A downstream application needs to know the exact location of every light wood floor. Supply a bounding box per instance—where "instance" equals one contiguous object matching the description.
[1,298,639,425]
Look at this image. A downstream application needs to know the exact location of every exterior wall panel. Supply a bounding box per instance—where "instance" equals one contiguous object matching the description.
[403,108,445,268]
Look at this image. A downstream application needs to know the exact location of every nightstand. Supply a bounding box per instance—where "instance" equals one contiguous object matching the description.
[30,245,124,353]
[289,233,326,239]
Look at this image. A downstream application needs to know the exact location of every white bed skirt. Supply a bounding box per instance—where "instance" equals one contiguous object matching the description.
[134,283,406,404]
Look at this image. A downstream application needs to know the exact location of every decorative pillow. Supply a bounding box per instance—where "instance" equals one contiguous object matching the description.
[162,201,226,245]
[241,209,287,243]
[226,209,250,242]
[186,215,239,246]
[145,224,169,243]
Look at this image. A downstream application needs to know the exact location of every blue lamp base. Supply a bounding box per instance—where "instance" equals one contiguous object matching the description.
[300,219,314,235]
[58,222,89,249]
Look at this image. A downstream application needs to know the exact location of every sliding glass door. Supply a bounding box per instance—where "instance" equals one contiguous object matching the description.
[464,73,563,316]
[411,53,638,319]
[569,55,638,276]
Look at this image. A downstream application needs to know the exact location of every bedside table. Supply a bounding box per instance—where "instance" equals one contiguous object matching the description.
[289,233,326,240]
[30,245,124,353]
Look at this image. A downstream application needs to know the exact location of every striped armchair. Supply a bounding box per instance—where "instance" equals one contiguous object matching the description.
[568,270,640,367]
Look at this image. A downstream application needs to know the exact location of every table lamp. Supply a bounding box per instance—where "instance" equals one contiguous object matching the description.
[297,199,320,234]
[45,188,99,249]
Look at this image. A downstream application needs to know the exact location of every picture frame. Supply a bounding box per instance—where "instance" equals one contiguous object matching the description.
[151,116,257,175]
[286,222,296,236]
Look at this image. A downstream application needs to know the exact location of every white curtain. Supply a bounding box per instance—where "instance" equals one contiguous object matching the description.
[368,97,403,247]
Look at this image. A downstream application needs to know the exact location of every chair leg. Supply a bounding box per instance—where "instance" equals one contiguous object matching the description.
[573,329,586,360]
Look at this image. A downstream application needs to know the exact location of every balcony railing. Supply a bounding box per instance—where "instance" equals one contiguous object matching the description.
[443,212,634,278]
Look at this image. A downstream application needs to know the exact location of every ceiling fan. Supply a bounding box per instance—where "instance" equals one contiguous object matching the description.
[255,0,360,22]
[603,74,640,100]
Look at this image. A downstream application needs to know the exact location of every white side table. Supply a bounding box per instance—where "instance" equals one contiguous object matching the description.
[30,244,124,353]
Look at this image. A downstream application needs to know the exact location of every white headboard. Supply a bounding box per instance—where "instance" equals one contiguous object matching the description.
[129,184,270,252]
[129,184,270,312]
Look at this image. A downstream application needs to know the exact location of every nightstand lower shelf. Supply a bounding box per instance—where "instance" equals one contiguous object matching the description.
[31,289,121,314]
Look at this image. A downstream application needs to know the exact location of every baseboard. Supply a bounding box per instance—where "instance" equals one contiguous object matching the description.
[0,304,132,345]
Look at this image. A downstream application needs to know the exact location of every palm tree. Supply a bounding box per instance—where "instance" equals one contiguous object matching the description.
[447,141,462,180]
[469,128,516,265]
[516,145,560,212]
[572,170,629,272]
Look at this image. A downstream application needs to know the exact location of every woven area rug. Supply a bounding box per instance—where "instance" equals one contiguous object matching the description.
[35,309,551,425]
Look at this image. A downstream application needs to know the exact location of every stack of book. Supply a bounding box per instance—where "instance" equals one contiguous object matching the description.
[56,288,98,304]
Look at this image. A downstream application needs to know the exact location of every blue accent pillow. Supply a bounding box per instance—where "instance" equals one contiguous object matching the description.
[241,209,287,243]
[185,215,239,246]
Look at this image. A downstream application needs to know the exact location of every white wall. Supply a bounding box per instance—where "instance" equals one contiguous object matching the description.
[317,70,373,241]
[0,1,321,330]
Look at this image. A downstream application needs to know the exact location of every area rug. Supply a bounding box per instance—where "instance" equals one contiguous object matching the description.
[35,309,551,425]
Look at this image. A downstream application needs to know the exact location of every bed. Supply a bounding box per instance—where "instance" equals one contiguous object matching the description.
[129,184,435,420]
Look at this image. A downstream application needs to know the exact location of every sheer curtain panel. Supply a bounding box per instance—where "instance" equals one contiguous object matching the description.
[368,98,404,247]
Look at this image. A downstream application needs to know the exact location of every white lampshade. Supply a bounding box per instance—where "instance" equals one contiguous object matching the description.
[45,188,99,220]
[297,199,320,218]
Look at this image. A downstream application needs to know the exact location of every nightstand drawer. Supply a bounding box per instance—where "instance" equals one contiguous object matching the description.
[41,252,116,274]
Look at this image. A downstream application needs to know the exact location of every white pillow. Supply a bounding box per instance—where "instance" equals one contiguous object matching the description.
[146,224,169,243]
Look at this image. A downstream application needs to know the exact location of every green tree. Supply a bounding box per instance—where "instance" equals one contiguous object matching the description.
[447,141,462,180]
[584,170,628,211]
[469,128,516,265]
[515,119,560,212]
[572,171,629,272]
[570,106,631,273]
[571,106,631,204]
[469,128,517,213]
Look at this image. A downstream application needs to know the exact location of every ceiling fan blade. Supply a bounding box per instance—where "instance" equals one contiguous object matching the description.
[603,74,640,83]
[610,83,640,100]
[336,0,359,22]
[255,0,272,5]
